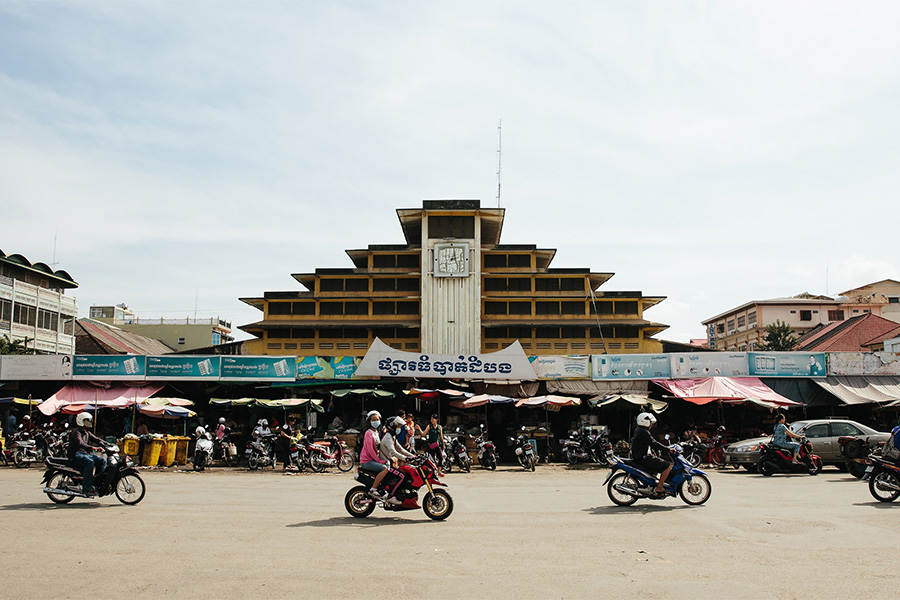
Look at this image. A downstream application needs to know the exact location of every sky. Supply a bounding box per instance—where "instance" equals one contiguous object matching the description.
[2,1,899,344]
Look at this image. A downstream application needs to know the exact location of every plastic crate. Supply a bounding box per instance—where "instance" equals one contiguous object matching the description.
[141,438,164,466]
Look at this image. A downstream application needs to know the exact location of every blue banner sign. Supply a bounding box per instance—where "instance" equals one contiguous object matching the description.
[331,356,361,380]
[146,356,220,380]
[72,355,146,380]
[220,356,296,381]
[669,353,748,378]
[748,352,826,377]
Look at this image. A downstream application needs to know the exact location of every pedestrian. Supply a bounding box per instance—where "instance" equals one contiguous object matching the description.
[6,411,17,436]
[405,412,422,453]
[422,414,445,473]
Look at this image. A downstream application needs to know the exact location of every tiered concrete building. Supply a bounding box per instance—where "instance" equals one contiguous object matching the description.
[240,200,667,356]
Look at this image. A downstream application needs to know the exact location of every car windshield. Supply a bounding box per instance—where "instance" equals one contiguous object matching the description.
[789,423,805,434]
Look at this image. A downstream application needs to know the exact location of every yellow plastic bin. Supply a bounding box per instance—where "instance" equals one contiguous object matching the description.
[174,437,190,466]
[161,437,177,467]
[122,438,140,456]
[141,438,164,466]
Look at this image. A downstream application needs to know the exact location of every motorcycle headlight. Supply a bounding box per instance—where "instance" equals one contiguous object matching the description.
[515,447,523,455]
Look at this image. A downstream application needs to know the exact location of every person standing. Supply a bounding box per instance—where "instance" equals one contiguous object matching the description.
[405,412,421,453]
[279,416,296,471]
[422,414,445,472]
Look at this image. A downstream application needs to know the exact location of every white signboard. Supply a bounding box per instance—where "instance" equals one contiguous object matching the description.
[356,338,537,380]
[529,355,591,380]
[669,352,748,378]
[828,352,900,376]
[0,355,74,381]
[592,354,671,380]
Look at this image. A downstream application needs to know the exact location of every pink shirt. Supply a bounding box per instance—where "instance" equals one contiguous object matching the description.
[360,428,385,464]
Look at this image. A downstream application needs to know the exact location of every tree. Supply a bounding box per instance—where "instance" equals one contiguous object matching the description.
[759,320,798,351]
[0,334,29,355]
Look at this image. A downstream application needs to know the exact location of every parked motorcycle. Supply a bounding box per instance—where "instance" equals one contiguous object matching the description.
[42,444,146,505]
[509,427,536,471]
[863,455,900,502]
[246,434,277,470]
[305,428,355,472]
[443,429,471,473]
[9,429,45,468]
[475,424,497,470]
[213,427,241,467]
[605,444,712,506]
[840,435,883,479]
[193,427,214,471]
[345,454,453,520]
[756,438,823,476]
[561,427,612,466]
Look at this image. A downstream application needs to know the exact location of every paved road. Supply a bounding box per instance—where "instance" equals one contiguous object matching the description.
[0,463,893,599]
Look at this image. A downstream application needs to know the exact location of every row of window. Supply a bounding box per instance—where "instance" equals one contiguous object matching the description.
[484,300,638,316]
[267,327,420,340]
[1,299,68,333]
[264,325,643,341]
[314,275,589,294]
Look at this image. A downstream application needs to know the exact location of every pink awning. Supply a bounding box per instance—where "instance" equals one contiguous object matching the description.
[652,377,799,407]
[39,383,165,415]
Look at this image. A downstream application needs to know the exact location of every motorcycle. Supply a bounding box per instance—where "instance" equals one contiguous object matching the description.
[304,428,355,473]
[9,429,44,468]
[443,429,472,473]
[246,434,277,470]
[345,454,453,520]
[213,427,241,467]
[42,444,146,505]
[756,437,823,476]
[863,455,900,502]
[475,424,497,470]
[509,427,536,471]
[193,428,214,471]
[561,427,612,466]
[605,444,712,506]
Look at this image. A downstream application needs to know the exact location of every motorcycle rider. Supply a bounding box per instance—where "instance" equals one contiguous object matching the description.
[378,416,416,504]
[68,412,107,497]
[361,411,389,498]
[216,417,226,440]
[772,413,804,464]
[630,412,672,496]
[253,419,271,438]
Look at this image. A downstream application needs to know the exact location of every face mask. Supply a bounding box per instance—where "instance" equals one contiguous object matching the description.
[395,427,402,435]
[371,420,380,429]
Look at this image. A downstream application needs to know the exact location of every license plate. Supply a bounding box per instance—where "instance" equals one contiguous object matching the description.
[245,449,252,455]
[865,466,873,473]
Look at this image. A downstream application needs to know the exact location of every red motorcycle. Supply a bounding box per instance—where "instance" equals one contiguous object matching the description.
[345,454,453,520]
[756,437,823,476]
[304,430,354,472]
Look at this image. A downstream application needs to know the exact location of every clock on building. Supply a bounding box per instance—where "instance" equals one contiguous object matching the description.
[433,243,470,278]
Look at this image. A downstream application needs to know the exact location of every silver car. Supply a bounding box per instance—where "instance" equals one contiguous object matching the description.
[724,419,890,470]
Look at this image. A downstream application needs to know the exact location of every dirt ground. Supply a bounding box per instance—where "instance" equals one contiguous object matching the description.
[0,463,894,599]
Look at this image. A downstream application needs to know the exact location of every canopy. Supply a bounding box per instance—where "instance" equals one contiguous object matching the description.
[813,376,900,405]
[652,377,799,407]
[140,397,194,407]
[546,379,649,396]
[449,394,516,409]
[330,388,395,398]
[210,397,257,406]
[0,397,41,406]
[589,393,669,413]
[137,404,197,419]
[514,395,581,408]
[39,383,164,415]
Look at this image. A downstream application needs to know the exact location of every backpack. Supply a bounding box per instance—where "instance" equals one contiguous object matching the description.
[883,426,900,461]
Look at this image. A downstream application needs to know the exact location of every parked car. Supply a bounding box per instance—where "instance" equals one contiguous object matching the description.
[725,419,890,470]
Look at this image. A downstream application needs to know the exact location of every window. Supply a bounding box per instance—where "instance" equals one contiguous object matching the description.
[269,329,290,339]
[428,216,475,239]
[590,326,615,339]
[716,323,725,334]
[560,278,584,291]
[374,278,396,292]
[508,255,530,268]
[396,301,419,315]
[268,302,291,316]
[535,327,560,339]
[800,310,812,322]
[561,301,584,315]
[0,298,11,322]
[535,278,560,292]
[319,279,343,292]
[536,301,560,315]
[559,326,585,338]
[614,301,638,315]
[373,254,419,269]
[397,255,419,269]
[37,309,58,331]
[483,254,530,269]
[396,278,418,292]
[889,297,900,304]
[801,424,830,438]
[508,301,530,315]
[320,302,344,315]
[293,328,315,338]
[485,277,530,292]
[344,301,368,315]
[748,312,757,325]
[178,337,186,345]
[212,332,221,345]
[831,422,863,437]
[616,326,640,338]
[485,301,506,315]
[828,310,844,321]
[13,304,35,326]
[590,302,614,315]
[726,319,735,331]
[293,302,316,315]
[345,279,368,292]
[737,315,746,328]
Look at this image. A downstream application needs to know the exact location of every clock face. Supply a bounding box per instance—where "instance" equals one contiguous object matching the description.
[434,243,469,277]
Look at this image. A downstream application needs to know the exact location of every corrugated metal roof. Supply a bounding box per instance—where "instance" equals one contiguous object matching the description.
[76,319,174,355]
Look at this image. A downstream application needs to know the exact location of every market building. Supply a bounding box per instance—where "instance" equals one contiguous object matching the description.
[239,200,667,356]
[0,249,78,354]
[89,303,234,351]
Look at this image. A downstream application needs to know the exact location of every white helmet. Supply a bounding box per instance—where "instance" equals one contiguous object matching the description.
[387,416,405,430]
[76,412,93,427]
[260,419,268,427]
[366,410,381,420]
[195,426,206,437]
[218,417,226,424]
[636,412,657,428]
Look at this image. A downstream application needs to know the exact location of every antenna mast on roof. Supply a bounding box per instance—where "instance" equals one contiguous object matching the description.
[496,119,502,208]
[50,230,59,268]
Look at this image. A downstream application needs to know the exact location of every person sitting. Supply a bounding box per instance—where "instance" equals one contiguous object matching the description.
[68,412,107,497]
[772,413,804,464]
[361,411,388,497]
[630,412,673,496]
[882,424,900,465]
[377,416,416,504]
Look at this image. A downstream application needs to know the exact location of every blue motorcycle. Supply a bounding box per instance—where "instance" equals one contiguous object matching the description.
[604,444,712,506]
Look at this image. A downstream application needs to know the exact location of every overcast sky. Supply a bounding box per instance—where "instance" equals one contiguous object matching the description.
[2,1,899,344]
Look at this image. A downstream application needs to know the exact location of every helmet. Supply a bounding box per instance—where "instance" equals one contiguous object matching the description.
[366,410,381,420]
[218,417,226,424]
[388,416,405,430]
[717,426,726,433]
[22,415,30,421]
[260,419,268,427]
[195,426,206,437]
[76,412,93,427]
[636,412,657,428]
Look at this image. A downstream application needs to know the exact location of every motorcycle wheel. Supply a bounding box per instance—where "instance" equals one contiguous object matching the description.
[193,454,205,472]
[566,449,579,465]
[757,459,774,476]
[807,457,823,476]
[309,453,325,473]
[868,470,900,502]
[224,451,240,468]
[710,448,725,467]
[607,472,640,506]
[679,474,712,505]
[13,450,28,469]
[423,490,454,521]
[846,461,868,479]
[45,472,76,504]
[248,453,260,470]
[337,452,355,473]
[443,457,453,473]
[115,474,146,505]
[345,485,376,518]
[462,458,471,473]
[489,457,496,470]
[528,455,536,471]
[686,452,702,468]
